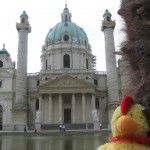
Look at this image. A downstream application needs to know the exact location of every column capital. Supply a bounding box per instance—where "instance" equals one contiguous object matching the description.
[39,94,42,97]
[82,93,85,96]
[59,93,62,96]
[49,94,52,98]
[92,93,96,96]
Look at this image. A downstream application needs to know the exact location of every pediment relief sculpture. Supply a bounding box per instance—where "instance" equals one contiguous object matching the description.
[40,75,94,88]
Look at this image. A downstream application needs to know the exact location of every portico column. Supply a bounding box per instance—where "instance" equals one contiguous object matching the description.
[72,93,75,123]
[59,94,63,123]
[49,94,53,123]
[92,94,95,110]
[82,93,85,123]
[91,94,100,129]
[91,94,97,120]
[39,95,43,122]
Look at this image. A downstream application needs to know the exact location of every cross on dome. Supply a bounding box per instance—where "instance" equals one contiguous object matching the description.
[65,0,67,6]
[3,43,5,49]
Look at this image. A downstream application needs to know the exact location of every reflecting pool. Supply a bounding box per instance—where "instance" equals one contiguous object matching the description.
[0,134,109,150]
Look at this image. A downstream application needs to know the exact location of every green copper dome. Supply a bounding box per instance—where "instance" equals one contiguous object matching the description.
[20,11,28,18]
[45,5,90,49]
[45,22,88,44]
[0,44,10,56]
[103,9,112,18]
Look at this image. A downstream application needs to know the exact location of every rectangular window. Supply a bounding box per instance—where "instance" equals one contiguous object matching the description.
[95,98,100,109]
[46,59,48,70]
[94,79,98,86]
[0,61,3,67]
[64,99,71,105]
[0,81,2,88]
[36,99,39,110]
[37,80,40,86]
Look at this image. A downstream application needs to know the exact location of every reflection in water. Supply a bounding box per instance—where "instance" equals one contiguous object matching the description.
[0,134,109,150]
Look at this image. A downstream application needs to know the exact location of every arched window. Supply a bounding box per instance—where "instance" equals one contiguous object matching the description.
[0,61,3,67]
[65,15,67,21]
[107,16,110,21]
[85,40,87,46]
[21,18,25,23]
[64,54,70,68]
[0,105,3,130]
[86,58,88,69]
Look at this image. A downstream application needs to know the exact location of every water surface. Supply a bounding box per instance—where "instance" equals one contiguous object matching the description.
[0,134,109,150]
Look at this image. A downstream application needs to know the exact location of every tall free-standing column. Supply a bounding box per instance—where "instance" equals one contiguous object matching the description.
[15,11,31,108]
[11,11,31,129]
[101,10,120,127]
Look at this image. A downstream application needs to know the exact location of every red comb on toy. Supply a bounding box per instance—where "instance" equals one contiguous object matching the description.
[120,96,134,115]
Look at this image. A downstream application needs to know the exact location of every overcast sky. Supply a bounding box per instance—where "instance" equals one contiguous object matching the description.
[0,0,124,73]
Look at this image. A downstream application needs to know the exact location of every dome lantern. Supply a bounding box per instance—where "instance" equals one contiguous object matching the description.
[103,9,112,21]
[0,44,10,56]
[44,5,90,49]
[20,11,29,24]
[16,11,31,33]
[61,4,72,22]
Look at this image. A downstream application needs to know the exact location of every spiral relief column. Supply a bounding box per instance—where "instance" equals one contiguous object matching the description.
[101,10,120,128]
[12,11,31,129]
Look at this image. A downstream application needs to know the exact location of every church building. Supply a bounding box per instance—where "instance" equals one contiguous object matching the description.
[0,5,129,130]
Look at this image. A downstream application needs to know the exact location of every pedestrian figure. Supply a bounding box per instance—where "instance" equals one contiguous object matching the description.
[34,127,37,133]
[59,124,62,132]
[62,125,65,132]
[86,123,88,130]
[14,125,16,131]
[24,126,27,133]
[100,124,102,130]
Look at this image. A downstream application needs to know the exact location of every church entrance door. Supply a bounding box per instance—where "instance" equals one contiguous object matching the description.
[64,109,71,123]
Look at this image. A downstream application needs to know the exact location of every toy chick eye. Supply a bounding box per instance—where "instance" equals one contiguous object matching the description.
[130,113,133,117]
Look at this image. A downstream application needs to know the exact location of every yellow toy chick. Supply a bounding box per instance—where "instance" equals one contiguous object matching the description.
[97,96,150,150]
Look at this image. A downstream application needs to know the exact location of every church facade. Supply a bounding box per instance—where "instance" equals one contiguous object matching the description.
[0,5,129,130]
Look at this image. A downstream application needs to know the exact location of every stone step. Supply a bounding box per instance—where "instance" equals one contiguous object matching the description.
[41,123,94,130]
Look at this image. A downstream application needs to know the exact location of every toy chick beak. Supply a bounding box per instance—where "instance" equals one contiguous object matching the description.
[116,115,138,135]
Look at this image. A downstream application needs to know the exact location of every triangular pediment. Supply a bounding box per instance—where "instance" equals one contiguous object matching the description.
[39,75,94,88]
[38,75,96,94]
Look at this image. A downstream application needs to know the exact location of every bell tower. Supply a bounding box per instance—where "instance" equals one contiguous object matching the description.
[101,10,120,128]
[12,11,31,129]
